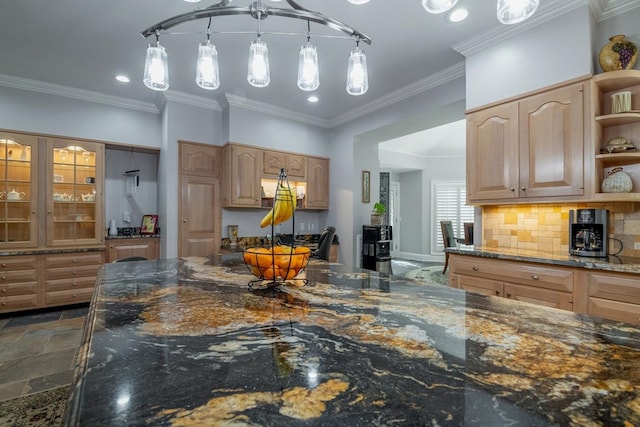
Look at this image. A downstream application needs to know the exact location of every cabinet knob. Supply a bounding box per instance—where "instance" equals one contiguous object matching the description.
[1,276,5,281]
[495,290,500,296]
[72,259,78,263]
[507,292,512,298]
[1,263,5,268]
[521,187,526,191]
[472,266,479,271]
[1,288,6,293]
[510,187,515,192]
[1,302,5,306]
[531,275,539,280]
[183,219,187,223]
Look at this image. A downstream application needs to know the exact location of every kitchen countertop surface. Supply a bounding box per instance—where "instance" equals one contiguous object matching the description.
[447,245,640,274]
[65,254,640,426]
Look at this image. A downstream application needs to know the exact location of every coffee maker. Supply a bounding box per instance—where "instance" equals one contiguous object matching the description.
[569,209,608,257]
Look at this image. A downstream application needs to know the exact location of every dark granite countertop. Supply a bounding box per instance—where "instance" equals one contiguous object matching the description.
[105,234,161,240]
[0,246,105,256]
[447,245,640,275]
[65,255,640,426]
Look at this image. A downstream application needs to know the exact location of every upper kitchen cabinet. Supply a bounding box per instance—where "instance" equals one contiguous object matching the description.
[467,78,588,204]
[263,150,306,179]
[47,139,104,246]
[222,144,262,208]
[0,133,39,248]
[180,141,221,178]
[591,70,640,201]
[306,157,330,209]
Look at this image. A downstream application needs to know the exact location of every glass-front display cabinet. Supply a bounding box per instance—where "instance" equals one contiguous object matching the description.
[47,139,104,246]
[0,134,38,248]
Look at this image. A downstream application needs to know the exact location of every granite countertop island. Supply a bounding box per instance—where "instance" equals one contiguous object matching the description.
[65,255,640,426]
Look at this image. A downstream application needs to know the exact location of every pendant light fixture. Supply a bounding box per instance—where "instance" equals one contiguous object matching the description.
[297,20,319,91]
[247,2,270,87]
[346,38,368,96]
[140,0,371,96]
[143,32,169,91]
[196,18,220,90]
[497,0,539,24]
[421,0,458,14]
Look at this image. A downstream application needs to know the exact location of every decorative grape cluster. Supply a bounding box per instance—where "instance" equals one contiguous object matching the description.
[613,42,637,69]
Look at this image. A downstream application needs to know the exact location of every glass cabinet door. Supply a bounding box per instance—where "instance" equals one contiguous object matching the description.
[48,139,103,246]
[0,133,38,248]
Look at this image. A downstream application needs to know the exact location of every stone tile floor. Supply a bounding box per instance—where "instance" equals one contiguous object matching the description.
[0,304,88,401]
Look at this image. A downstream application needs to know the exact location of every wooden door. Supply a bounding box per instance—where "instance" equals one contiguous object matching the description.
[466,101,519,202]
[519,82,584,198]
[179,175,220,257]
[178,141,222,258]
[306,157,329,209]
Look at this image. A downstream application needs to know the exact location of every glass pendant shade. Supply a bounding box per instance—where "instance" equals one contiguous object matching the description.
[143,42,169,91]
[196,41,220,90]
[497,0,539,24]
[297,42,319,91]
[347,0,371,4]
[346,47,368,96]
[247,38,270,88]
[422,0,458,14]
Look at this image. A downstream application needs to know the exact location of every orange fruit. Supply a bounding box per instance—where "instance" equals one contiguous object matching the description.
[251,266,262,277]
[294,246,311,255]
[243,250,254,265]
[276,255,292,269]
[282,268,297,280]
[263,264,279,280]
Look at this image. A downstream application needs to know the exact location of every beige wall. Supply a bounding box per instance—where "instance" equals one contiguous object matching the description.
[482,203,640,257]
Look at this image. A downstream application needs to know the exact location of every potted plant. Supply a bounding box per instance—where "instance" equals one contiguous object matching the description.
[371,202,386,225]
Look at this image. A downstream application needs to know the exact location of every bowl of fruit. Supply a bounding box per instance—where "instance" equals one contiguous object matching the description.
[243,245,311,284]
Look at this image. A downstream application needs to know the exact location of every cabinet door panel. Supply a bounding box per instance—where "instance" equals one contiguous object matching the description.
[458,275,502,297]
[0,294,39,312]
[263,150,285,175]
[45,275,97,292]
[223,145,261,207]
[306,157,329,209]
[286,154,306,178]
[589,298,640,325]
[46,264,102,281]
[519,83,584,198]
[467,102,519,201]
[45,252,104,268]
[503,283,573,310]
[180,142,221,178]
[45,288,94,306]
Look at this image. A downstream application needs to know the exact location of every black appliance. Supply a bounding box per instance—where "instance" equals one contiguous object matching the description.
[362,225,392,273]
[569,209,608,257]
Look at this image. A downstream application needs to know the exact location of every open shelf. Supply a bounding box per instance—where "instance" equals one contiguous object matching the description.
[596,152,640,167]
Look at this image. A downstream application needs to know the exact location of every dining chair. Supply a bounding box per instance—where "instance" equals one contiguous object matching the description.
[440,221,465,274]
[312,226,336,261]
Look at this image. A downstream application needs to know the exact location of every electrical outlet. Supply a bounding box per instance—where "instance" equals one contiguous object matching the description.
[123,211,131,223]
[634,242,640,250]
[300,223,305,231]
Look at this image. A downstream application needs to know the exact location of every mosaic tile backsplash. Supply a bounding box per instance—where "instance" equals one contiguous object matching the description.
[482,203,640,258]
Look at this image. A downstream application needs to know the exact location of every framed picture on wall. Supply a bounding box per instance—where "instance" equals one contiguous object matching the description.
[141,214,158,235]
[362,170,370,203]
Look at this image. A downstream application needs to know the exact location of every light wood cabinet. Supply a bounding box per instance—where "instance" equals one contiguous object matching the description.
[44,252,103,306]
[449,254,574,311]
[108,238,160,262]
[180,141,221,178]
[580,270,640,325]
[222,144,261,208]
[179,141,222,258]
[0,255,40,313]
[263,150,306,179]
[306,157,329,209]
[591,70,640,201]
[47,139,104,247]
[467,80,587,204]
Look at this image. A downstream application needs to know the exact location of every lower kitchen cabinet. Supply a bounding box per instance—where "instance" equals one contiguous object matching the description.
[450,253,640,325]
[107,237,160,262]
[450,254,574,311]
[578,270,640,325]
[0,250,105,314]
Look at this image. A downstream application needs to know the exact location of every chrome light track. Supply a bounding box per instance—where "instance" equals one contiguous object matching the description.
[140,0,372,45]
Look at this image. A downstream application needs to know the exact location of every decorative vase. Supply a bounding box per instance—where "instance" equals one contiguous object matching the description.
[602,167,633,193]
[598,35,638,72]
[370,213,383,226]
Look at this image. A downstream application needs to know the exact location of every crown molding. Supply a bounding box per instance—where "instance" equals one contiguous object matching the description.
[160,90,221,111]
[329,62,465,128]
[0,73,159,114]
[453,0,589,57]
[590,0,640,21]
[224,93,331,128]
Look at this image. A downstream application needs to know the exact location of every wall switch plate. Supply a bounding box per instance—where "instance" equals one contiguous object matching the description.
[123,211,131,223]
[634,242,640,250]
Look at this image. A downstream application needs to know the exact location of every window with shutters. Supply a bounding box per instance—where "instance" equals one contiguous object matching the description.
[431,181,474,254]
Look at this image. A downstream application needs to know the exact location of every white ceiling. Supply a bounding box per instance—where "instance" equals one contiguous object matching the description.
[380,119,467,160]
[0,0,636,159]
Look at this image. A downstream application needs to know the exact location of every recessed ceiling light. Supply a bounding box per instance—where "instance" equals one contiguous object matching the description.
[184,0,202,3]
[115,75,130,83]
[308,95,319,103]
[447,8,468,22]
[347,0,370,4]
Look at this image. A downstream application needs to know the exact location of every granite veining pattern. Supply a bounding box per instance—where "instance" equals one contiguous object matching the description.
[65,255,640,426]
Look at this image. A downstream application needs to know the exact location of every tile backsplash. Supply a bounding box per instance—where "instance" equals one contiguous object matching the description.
[482,202,640,257]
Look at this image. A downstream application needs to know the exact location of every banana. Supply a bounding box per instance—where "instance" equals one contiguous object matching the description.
[259,184,296,228]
